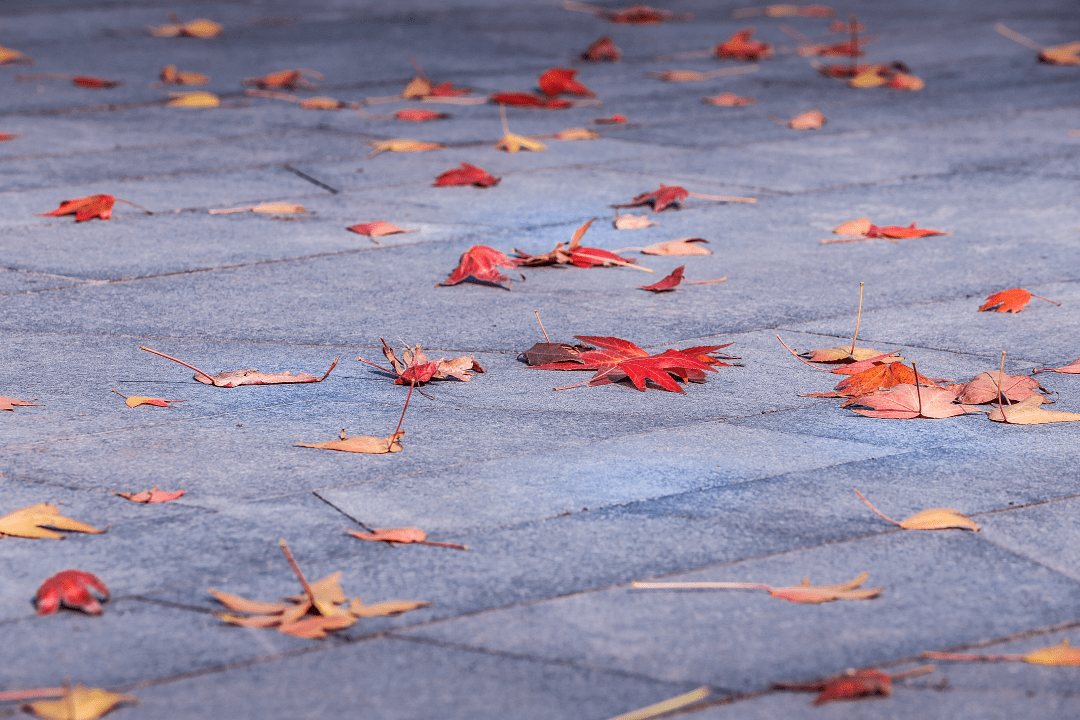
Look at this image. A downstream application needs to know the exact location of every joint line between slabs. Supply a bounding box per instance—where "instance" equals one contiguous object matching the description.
[282,164,339,194]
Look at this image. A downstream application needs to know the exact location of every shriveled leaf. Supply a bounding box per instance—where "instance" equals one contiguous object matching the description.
[811,362,942,399]
[278,613,356,639]
[496,132,546,152]
[243,69,319,90]
[158,65,209,86]
[149,16,222,38]
[296,430,404,453]
[848,385,980,419]
[349,598,432,617]
[36,570,109,616]
[833,217,873,236]
[594,114,628,124]
[1040,41,1080,66]
[978,288,1059,313]
[299,96,348,110]
[434,162,500,187]
[614,213,659,229]
[0,45,32,65]
[1025,639,1080,666]
[141,347,339,387]
[801,346,902,365]
[519,342,591,366]
[166,91,220,107]
[348,221,416,238]
[562,2,692,25]
[613,185,688,213]
[439,245,522,288]
[640,238,711,255]
[581,36,622,62]
[703,92,755,106]
[900,508,980,531]
[1035,357,1080,374]
[0,133,21,142]
[368,139,444,157]
[114,486,186,503]
[38,195,114,222]
[1,396,42,411]
[347,527,427,544]
[0,504,105,540]
[767,572,882,603]
[555,127,600,140]
[24,685,136,720]
[640,266,686,292]
[815,670,891,705]
[209,588,290,615]
[489,91,572,109]
[989,395,1080,424]
[787,110,826,129]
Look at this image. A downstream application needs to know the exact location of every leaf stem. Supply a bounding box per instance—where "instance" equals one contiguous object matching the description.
[499,103,510,136]
[110,389,129,400]
[890,664,935,680]
[922,650,1025,662]
[279,539,317,608]
[114,198,154,215]
[850,281,864,355]
[994,23,1044,52]
[419,539,469,550]
[684,277,728,285]
[686,191,756,203]
[534,310,551,342]
[913,360,923,416]
[1030,293,1061,307]
[849,13,859,75]
[140,346,214,383]
[853,488,903,527]
[775,334,828,372]
[998,350,1009,423]
[0,687,65,702]
[390,380,413,450]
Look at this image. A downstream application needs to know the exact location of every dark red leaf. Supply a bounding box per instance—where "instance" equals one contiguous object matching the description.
[538,68,595,97]
[613,185,689,212]
[434,162,500,187]
[36,570,110,616]
[489,92,572,109]
[640,266,685,292]
[439,245,523,289]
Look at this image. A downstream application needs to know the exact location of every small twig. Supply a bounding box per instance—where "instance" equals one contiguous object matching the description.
[775,334,829,371]
[686,191,756,203]
[409,56,430,81]
[390,380,414,450]
[997,350,1009,423]
[994,22,1044,52]
[853,488,902,527]
[913,360,924,415]
[684,277,727,285]
[499,103,510,136]
[0,688,65,703]
[603,687,710,720]
[534,310,551,342]
[279,539,317,607]
[140,346,214,383]
[891,664,935,680]
[850,281,865,356]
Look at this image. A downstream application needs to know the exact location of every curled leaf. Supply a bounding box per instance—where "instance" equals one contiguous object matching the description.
[613,213,658,229]
[149,16,222,38]
[496,133,546,152]
[35,570,110,616]
[979,288,1059,313]
[640,238,711,255]
[1,396,42,411]
[703,92,755,106]
[434,162,500,187]
[38,194,114,222]
[296,430,404,453]
[786,110,826,129]
[989,395,1080,425]
[348,221,416,239]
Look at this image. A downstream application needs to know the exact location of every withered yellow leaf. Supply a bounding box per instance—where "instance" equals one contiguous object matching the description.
[989,395,1080,424]
[849,70,886,88]
[0,46,31,65]
[349,598,432,617]
[149,17,222,38]
[24,685,136,720]
[368,139,444,157]
[496,132,546,152]
[899,508,980,531]
[1024,639,1080,666]
[555,127,600,140]
[0,504,105,539]
[296,430,403,454]
[166,91,219,108]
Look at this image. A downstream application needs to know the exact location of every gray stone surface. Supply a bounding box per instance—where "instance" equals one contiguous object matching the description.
[3,0,1080,718]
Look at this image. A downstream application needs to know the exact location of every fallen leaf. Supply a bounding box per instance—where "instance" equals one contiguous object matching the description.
[604,687,710,720]
[715,28,773,60]
[140,346,339,387]
[497,132,546,152]
[703,92,756,106]
[347,221,417,239]
[848,384,981,419]
[805,362,942,399]
[555,127,600,140]
[581,36,622,61]
[514,218,646,271]
[785,110,826,129]
[35,570,109,615]
[988,395,1080,424]
[824,218,951,243]
[798,37,875,58]
[614,213,658,229]
[23,684,136,720]
[801,346,899,364]
[488,92,572,109]
[300,96,350,109]
[38,194,114,222]
[978,288,1060,313]
[561,2,692,24]
[519,341,593,366]
[345,526,468,550]
[925,639,1080,666]
[594,114,628,124]
[148,15,222,38]
[439,245,522,288]
[613,185,688,212]
[110,389,184,408]
[401,75,471,99]
[641,238,711,255]
[368,138,444,157]
[113,486,186,503]
[950,371,1047,404]
[0,46,32,65]
[395,108,449,122]
[854,489,979,531]
[296,430,404,454]
[71,76,122,89]
[157,65,209,86]
[366,338,486,385]
[0,133,20,142]
[212,540,428,638]
[209,201,307,214]
[243,69,320,90]
[639,266,727,292]
[1,396,42,411]
[165,91,220,107]
[886,72,924,90]
[833,217,872,236]
[0,504,105,540]
[1040,42,1080,66]
[733,4,834,18]
[538,68,595,97]
[633,571,881,603]
[775,669,893,705]
[434,162,501,187]
[1034,357,1080,374]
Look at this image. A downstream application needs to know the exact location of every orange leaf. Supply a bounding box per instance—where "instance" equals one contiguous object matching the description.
[813,669,891,705]
[395,108,449,122]
[0,503,105,539]
[296,431,404,454]
[1034,356,1080,374]
[703,92,755,106]
[166,91,219,107]
[555,127,600,140]
[714,28,773,60]
[38,194,114,222]
[1040,41,1080,66]
[148,16,222,38]
[786,110,826,129]
[1025,639,1080,665]
[581,36,622,62]
[633,572,881,603]
[989,395,1080,425]
[978,288,1059,313]
[243,69,320,90]
[368,139,444,157]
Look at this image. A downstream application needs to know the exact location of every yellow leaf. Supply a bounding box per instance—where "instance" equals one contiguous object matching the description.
[849,71,886,88]
[0,503,105,539]
[149,18,222,38]
[1024,639,1080,666]
[496,132,546,152]
[555,127,600,140]
[296,431,403,453]
[899,508,980,531]
[368,139,444,157]
[401,76,433,98]
[299,96,345,110]
[788,110,826,129]
[166,91,220,108]
[989,395,1080,424]
[24,685,136,720]
[251,202,307,214]
[349,598,432,617]
[0,45,31,65]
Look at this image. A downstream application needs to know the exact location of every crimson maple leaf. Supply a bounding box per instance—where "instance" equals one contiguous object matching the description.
[36,570,109,615]
[581,36,621,61]
[514,219,639,270]
[434,163,500,187]
[613,185,689,213]
[538,68,595,97]
[439,245,523,289]
[978,288,1060,313]
[38,194,115,222]
[488,92,572,109]
[714,28,773,60]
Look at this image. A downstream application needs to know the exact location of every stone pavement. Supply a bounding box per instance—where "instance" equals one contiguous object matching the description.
[2,0,1080,717]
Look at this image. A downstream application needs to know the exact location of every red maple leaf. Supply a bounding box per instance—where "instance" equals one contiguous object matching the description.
[538,68,595,97]
[38,194,115,222]
[514,218,638,269]
[978,288,1060,313]
[639,266,728,292]
[434,163,500,187]
[489,92,572,109]
[36,570,110,616]
[581,36,622,61]
[429,80,471,97]
[869,222,948,239]
[714,28,773,61]
[395,108,449,122]
[439,245,523,289]
[613,185,689,212]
